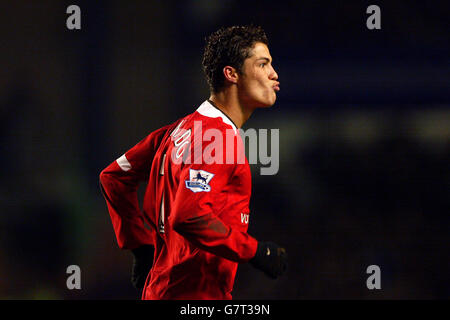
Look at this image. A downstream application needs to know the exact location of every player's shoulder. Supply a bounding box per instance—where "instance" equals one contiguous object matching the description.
[191,100,238,134]
[166,100,245,171]
[163,100,238,134]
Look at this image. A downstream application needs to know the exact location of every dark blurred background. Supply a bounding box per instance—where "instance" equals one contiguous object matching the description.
[0,0,448,299]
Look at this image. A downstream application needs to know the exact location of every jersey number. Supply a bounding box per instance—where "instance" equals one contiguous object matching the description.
[158,154,166,234]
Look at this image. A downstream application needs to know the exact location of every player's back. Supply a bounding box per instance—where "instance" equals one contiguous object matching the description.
[141,100,253,299]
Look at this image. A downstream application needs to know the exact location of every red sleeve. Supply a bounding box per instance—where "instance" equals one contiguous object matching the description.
[99,123,173,250]
[168,128,258,263]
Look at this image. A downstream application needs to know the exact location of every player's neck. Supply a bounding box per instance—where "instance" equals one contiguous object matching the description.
[208,92,255,129]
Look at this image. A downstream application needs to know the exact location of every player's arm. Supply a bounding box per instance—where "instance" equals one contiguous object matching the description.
[169,125,287,278]
[99,123,174,250]
[170,163,288,279]
[169,162,258,263]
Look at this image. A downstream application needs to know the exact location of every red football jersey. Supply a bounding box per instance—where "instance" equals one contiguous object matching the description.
[100,100,258,299]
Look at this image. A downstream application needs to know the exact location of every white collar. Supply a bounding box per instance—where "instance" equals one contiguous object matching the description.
[196,100,237,134]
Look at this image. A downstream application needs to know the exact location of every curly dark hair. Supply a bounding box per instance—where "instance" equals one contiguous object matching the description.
[202,25,268,93]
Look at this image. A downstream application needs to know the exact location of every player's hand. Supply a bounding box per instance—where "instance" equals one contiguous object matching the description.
[249,241,287,279]
[131,245,154,290]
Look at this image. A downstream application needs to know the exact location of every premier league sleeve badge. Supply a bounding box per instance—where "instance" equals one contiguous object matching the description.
[185,169,215,193]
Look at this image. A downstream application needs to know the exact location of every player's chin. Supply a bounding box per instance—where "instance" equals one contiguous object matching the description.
[261,94,277,108]
[251,92,277,108]
[259,92,277,108]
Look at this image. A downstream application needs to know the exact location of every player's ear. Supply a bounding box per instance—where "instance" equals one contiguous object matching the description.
[223,66,239,84]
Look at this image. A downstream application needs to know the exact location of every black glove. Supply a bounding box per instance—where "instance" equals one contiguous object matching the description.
[131,245,154,290]
[249,241,287,279]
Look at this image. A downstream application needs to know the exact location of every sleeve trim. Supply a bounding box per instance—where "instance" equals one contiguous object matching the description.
[116,154,132,172]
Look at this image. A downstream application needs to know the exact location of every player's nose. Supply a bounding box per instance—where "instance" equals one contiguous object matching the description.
[269,65,278,81]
